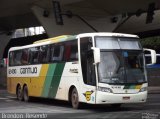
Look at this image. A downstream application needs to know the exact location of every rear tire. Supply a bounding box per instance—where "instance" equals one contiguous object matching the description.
[71,88,80,109]
[23,85,29,102]
[16,85,23,101]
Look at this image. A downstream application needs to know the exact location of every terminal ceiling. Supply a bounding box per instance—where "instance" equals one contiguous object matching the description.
[0,0,159,32]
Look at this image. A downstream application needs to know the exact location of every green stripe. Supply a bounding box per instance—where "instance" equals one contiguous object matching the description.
[42,64,57,97]
[124,86,129,89]
[48,63,65,98]
[124,85,136,89]
[130,85,136,89]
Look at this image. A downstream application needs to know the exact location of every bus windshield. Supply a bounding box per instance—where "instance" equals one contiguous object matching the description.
[95,36,146,84]
[95,36,142,50]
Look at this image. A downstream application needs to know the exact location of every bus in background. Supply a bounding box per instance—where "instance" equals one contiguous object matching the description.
[145,53,160,68]
[0,58,7,67]
[7,33,156,109]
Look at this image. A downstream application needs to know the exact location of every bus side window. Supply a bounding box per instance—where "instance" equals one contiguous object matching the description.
[70,43,78,61]
[29,47,40,64]
[14,50,22,66]
[9,52,14,66]
[64,45,71,61]
[39,45,50,63]
[51,44,64,62]
[70,50,78,61]
[144,50,152,64]
[21,49,29,65]
[63,40,78,62]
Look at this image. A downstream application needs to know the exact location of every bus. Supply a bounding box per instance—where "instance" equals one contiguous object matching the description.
[145,53,160,68]
[7,33,156,109]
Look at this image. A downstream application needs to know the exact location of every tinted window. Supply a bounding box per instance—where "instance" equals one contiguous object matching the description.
[64,40,78,61]
[80,37,96,86]
[21,49,29,65]
[51,44,64,62]
[39,45,50,63]
[157,56,160,64]
[8,40,78,66]
[29,47,40,64]
[14,50,22,65]
[9,52,14,66]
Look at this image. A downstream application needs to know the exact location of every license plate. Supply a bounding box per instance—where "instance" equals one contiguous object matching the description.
[123,96,130,100]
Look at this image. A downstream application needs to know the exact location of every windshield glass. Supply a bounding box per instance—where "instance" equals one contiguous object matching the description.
[98,51,146,84]
[124,51,146,83]
[98,51,125,83]
[95,36,146,84]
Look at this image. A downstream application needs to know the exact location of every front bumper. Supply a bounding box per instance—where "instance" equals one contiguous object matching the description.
[96,91,147,104]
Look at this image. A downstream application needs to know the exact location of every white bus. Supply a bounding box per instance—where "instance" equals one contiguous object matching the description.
[145,53,160,68]
[7,33,156,109]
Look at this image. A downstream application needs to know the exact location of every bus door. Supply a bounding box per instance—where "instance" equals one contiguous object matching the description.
[80,37,96,104]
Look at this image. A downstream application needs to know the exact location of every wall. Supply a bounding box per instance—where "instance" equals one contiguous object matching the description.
[147,68,160,86]
[0,67,7,89]
[0,34,11,58]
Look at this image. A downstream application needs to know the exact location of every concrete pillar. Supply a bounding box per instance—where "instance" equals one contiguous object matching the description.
[0,34,11,58]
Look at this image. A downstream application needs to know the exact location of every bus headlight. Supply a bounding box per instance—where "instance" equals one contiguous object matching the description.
[98,86,113,93]
[139,87,147,92]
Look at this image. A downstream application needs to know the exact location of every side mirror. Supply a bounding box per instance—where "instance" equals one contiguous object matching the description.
[143,48,156,65]
[91,47,100,64]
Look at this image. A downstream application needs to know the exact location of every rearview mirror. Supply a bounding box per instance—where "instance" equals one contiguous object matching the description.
[143,48,156,65]
[91,47,100,64]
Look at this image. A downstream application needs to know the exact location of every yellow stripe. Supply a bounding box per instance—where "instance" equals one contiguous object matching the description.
[135,85,142,89]
[29,64,49,96]
[33,35,69,44]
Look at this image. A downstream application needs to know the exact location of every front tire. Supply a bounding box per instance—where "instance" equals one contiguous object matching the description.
[71,88,80,109]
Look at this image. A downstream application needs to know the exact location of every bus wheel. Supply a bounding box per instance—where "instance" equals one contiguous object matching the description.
[71,88,80,109]
[23,86,29,102]
[16,85,23,101]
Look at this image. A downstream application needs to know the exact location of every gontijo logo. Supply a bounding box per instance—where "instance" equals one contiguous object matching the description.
[83,91,93,101]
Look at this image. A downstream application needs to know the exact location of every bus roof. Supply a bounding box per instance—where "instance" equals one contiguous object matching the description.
[77,32,139,38]
[33,35,77,44]
[9,35,77,51]
[9,32,139,52]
